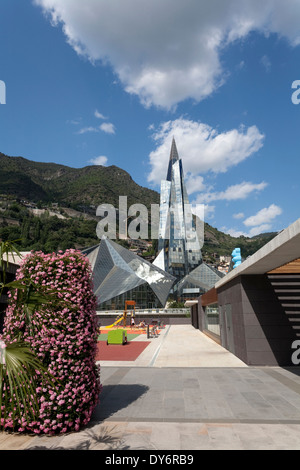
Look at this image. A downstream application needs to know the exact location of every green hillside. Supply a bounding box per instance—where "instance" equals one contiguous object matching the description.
[202,222,276,262]
[0,152,159,210]
[0,152,278,256]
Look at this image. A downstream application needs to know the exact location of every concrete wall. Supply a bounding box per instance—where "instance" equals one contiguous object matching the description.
[97,313,191,327]
[217,276,247,363]
[217,274,299,366]
[192,300,210,332]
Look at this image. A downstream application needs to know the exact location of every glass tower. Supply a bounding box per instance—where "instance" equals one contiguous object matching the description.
[155,138,202,278]
[154,138,223,298]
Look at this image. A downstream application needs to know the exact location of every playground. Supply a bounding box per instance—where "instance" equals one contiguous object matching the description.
[96,301,164,361]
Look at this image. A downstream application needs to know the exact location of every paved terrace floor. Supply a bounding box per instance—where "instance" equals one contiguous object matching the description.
[1,325,300,450]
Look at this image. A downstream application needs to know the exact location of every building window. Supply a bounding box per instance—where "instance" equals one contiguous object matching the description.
[204,303,220,337]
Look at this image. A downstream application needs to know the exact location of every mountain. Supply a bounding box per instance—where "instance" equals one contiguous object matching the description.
[0,152,159,210]
[202,222,277,261]
[0,152,278,256]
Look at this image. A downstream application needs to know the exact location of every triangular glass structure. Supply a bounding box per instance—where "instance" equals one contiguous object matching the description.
[155,138,203,279]
[83,238,176,309]
[154,138,223,299]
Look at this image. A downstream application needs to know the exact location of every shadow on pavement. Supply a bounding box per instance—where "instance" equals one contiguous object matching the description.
[26,426,131,451]
[91,383,149,421]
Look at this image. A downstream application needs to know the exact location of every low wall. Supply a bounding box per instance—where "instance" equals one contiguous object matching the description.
[96,309,191,327]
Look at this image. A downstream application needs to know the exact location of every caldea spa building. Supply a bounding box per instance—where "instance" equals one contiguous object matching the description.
[85,139,222,310]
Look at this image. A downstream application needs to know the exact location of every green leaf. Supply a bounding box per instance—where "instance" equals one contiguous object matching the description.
[0,240,22,269]
[0,341,57,430]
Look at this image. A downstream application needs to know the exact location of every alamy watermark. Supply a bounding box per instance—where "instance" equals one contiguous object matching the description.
[291,80,300,105]
[0,80,6,105]
[291,340,300,365]
[96,196,204,246]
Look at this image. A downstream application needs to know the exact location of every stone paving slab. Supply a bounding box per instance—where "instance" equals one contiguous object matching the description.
[9,421,300,450]
[95,366,300,424]
[2,325,300,450]
[98,325,248,368]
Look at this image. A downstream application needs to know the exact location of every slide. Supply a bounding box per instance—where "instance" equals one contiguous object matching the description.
[106,314,125,329]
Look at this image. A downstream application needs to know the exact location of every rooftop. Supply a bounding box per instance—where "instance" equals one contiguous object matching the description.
[215,218,300,288]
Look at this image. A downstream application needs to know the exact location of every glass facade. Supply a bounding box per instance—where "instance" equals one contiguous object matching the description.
[156,140,203,280]
[99,283,163,310]
[154,138,223,299]
[175,263,223,297]
[83,138,223,309]
[83,237,176,310]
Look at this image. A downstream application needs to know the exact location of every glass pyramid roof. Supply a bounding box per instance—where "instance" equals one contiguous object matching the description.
[83,237,176,306]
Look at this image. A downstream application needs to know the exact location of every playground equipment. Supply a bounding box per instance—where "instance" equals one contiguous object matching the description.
[107,329,127,345]
[105,300,136,329]
[125,300,136,328]
[105,313,125,329]
[105,301,136,345]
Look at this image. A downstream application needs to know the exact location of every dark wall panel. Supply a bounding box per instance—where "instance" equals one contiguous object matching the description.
[218,277,248,364]
[241,275,297,365]
[217,274,300,366]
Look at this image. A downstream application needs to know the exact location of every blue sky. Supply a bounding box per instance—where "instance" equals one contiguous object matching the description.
[1,0,300,238]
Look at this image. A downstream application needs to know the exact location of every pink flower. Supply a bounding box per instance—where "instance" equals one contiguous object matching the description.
[1,249,101,435]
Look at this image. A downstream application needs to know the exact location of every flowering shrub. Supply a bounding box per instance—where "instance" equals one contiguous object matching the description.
[1,249,101,434]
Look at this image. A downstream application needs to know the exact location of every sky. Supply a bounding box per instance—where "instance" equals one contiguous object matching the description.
[1,0,300,238]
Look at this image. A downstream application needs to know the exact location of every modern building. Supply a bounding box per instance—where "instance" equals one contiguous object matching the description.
[84,138,222,310]
[82,237,176,310]
[192,218,300,366]
[154,138,223,300]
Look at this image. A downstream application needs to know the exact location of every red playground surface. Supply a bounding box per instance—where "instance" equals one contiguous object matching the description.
[95,340,150,361]
[96,324,161,361]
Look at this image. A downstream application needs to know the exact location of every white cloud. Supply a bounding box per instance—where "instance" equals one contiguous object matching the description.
[243,204,282,227]
[185,174,206,195]
[77,110,115,135]
[34,0,300,108]
[225,204,282,238]
[261,55,271,72]
[99,122,115,134]
[78,126,98,134]
[67,118,81,125]
[223,228,247,238]
[94,109,107,119]
[223,223,272,238]
[233,212,245,219]
[198,181,268,203]
[89,155,108,166]
[78,122,115,135]
[248,224,272,236]
[148,118,264,185]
